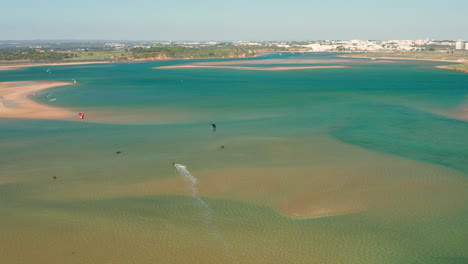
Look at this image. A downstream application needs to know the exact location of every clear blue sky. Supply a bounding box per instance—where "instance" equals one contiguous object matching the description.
[2,0,467,41]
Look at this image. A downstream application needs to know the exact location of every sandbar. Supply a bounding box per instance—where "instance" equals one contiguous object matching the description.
[436,65,468,74]
[339,54,468,73]
[373,56,465,63]
[0,81,75,120]
[155,65,347,71]
[337,54,466,63]
[0,61,111,71]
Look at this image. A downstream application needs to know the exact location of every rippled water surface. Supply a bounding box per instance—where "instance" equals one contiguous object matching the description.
[1,53,467,264]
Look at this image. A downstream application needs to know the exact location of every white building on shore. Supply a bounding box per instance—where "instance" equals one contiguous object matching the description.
[455,40,464,50]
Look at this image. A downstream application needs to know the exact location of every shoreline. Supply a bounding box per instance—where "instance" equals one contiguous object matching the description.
[0,54,268,71]
[0,81,76,120]
[435,65,468,74]
[154,65,348,71]
[0,61,112,71]
[337,54,466,63]
[134,54,264,62]
[338,54,468,74]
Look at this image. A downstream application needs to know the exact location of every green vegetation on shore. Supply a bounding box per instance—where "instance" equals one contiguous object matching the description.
[130,45,260,59]
[61,50,131,61]
[0,49,76,61]
[0,44,269,63]
[0,49,130,62]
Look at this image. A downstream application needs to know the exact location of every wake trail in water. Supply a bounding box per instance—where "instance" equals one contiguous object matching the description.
[174,163,238,264]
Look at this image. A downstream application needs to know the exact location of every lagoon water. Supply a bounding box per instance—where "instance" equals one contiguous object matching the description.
[1,53,467,263]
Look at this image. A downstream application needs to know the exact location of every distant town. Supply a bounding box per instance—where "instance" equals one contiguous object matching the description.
[0,39,467,64]
[2,39,468,52]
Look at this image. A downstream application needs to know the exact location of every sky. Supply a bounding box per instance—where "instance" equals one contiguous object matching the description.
[1,0,467,41]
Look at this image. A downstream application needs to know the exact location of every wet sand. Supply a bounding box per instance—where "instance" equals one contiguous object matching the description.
[0,61,111,71]
[0,81,75,119]
[155,65,348,71]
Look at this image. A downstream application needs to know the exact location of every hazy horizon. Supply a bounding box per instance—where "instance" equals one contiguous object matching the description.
[0,38,465,42]
[2,0,467,41]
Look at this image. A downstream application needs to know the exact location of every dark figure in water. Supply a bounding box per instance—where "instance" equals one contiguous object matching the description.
[220,145,225,149]
[211,123,216,132]
[115,151,122,154]
[53,176,57,180]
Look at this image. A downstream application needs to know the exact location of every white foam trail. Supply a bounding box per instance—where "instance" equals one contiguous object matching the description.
[174,163,238,264]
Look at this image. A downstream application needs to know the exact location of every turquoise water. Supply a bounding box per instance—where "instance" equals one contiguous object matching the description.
[0,53,467,264]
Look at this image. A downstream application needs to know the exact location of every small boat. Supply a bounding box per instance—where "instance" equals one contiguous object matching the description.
[78,113,84,119]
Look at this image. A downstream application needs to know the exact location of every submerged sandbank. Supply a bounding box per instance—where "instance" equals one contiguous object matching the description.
[0,81,75,120]
[39,136,467,220]
[155,65,348,71]
[444,103,468,121]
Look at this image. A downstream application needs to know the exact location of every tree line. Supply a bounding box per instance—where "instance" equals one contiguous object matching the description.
[0,49,76,61]
[130,46,258,59]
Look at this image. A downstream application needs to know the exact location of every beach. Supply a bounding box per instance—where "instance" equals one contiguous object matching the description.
[0,81,74,119]
[0,61,111,71]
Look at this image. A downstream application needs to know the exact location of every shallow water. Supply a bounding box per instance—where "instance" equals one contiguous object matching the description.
[0,53,467,263]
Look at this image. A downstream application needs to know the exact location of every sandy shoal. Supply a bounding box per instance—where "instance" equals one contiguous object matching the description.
[443,102,468,121]
[373,56,465,63]
[0,81,74,119]
[436,65,468,74]
[38,136,468,220]
[155,65,348,71]
[0,61,111,71]
[337,54,467,63]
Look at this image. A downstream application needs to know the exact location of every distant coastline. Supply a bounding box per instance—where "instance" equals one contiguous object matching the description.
[133,53,265,62]
[0,61,112,71]
[0,53,266,71]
